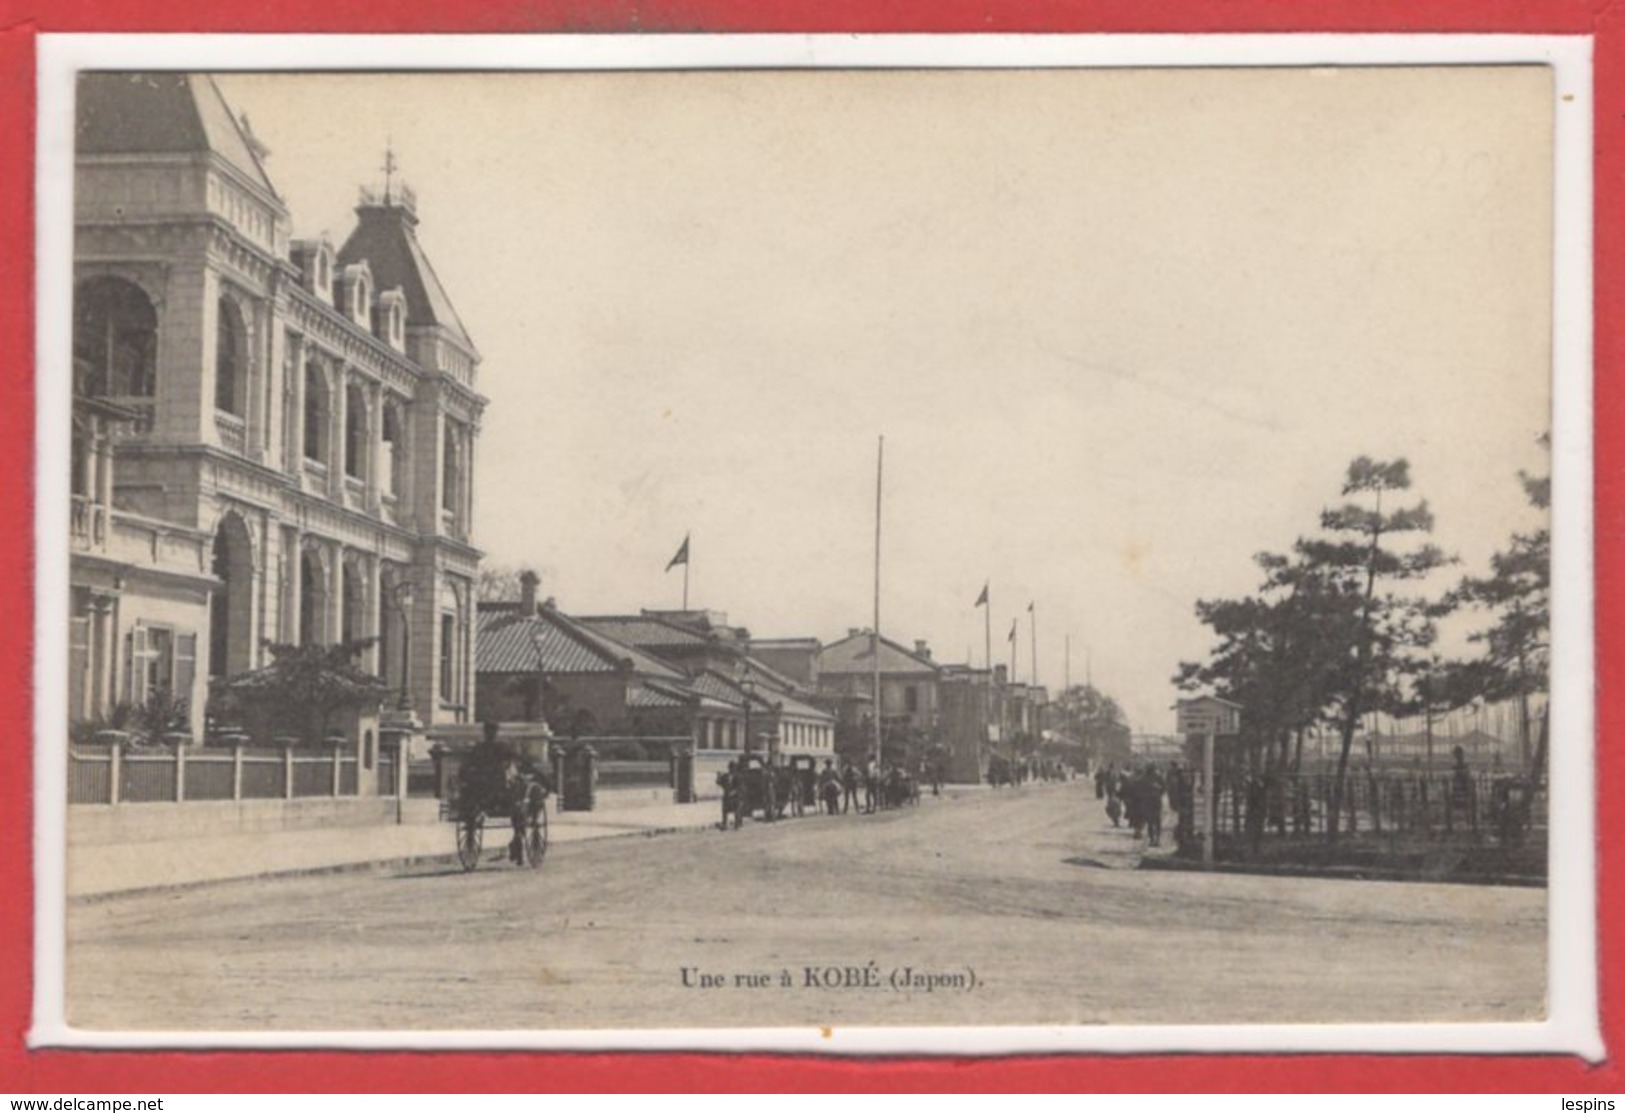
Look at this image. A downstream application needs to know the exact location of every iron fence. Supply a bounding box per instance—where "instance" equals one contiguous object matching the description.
[240,754,286,800]
[1173,768,1546,848]
[184,752,236,801]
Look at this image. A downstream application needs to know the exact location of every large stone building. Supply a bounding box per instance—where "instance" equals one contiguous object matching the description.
[70,73,484,740]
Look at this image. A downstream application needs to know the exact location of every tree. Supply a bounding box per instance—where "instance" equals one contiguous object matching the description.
[1446,448,1550,777]
[1052,684,1131,767]
[213,638,391,747]
[477,564,528,603]
[1176,551,1360,775]
[1297,457,1450,839]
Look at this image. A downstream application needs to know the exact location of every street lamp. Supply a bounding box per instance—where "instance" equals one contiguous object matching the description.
[393,580,415,712]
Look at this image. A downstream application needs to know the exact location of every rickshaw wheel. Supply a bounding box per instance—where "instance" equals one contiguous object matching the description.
[524,799,549,869]
[456,816,483,872]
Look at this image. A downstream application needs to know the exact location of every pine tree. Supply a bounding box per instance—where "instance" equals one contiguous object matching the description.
[1297,458,1450,839]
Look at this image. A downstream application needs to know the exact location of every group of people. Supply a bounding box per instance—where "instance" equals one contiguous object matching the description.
[1095,761,1190,848]
[716,757,923,830]
[987,755,1075,787]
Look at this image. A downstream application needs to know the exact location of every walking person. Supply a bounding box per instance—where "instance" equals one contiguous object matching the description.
[718,759,742,830]
[818,759,842,816]
[841,761,860,815]
[1144,765,1166,848]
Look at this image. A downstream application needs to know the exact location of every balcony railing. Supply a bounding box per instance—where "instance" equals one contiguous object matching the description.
[70,494,106,550]
[215,411,246,456]
[103,397,155,439]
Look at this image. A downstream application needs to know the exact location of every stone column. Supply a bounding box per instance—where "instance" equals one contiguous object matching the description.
[330,363,348,499]
[284,526,303,646]
[363,553,382,675]
[326,541,344,647]
[289,341,305,471]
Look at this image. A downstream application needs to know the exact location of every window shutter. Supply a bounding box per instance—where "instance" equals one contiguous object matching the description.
[69,615,90,719]
[126,624,147,705]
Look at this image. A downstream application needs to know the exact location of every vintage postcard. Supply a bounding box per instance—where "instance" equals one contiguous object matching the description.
[32,35,1597,1055]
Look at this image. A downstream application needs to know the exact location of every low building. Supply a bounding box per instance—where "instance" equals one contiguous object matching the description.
[474,576,739,745]
[816,630,941,764]
[746,636,821,688]
[580,610,750,677]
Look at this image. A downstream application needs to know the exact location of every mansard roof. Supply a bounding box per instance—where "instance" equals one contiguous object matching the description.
[77,73,279,200]
[337,201,477,354]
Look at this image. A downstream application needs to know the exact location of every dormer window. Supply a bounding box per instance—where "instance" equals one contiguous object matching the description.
[336,263,373,328]
[292,238,336,304]
[375,288,407,352]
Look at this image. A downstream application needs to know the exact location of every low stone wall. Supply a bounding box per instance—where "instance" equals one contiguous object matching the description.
[588,785,677,811]
[68,796,399,846]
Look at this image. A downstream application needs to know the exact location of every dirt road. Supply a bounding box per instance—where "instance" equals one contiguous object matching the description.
[65,781,1545,1031]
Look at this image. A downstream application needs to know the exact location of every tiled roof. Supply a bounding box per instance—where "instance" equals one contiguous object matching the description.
[476,605,687,680]
[580,615,710,649]
[78,74,279,199]
[627,685,689,710]
[476,608,613,675]
[819,633,940,677]
[688,671,833,723]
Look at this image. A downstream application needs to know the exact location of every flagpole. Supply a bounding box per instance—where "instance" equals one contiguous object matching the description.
[683,550,690,611]
[1030,604,1038,688]
[1011,618,1018,690]
[984,585,992,672]
[872,435,884,773]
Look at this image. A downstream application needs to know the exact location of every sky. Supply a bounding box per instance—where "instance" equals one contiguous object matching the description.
[214,66,1555,732]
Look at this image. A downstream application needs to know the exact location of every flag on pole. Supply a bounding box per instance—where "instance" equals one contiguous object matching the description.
[1008,619,1018,642]
[974,582,989,607]
[665,534,690,572]
[1027,600,1034,613]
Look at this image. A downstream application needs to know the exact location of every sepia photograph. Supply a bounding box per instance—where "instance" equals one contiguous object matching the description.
[35,38,1592,1051]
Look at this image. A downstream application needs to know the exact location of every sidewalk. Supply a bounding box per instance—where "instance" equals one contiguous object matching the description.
[67,798,723,899]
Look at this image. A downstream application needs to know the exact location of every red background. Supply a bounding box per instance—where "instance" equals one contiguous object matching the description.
[0,0,1616,1093]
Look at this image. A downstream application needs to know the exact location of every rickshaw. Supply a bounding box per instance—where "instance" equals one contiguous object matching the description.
[441,738,551,872]
[786,754,820,817]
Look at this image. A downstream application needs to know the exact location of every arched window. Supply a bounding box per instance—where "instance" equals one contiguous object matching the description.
[299,548,326,646]
[341,561,363,643]
[344,382,366,479]
[303,361,329,463]
[73,277,157,398]
[210,514,254,678]
[214,297,245,415]
[381,401,403,496]
[441,420,462,513]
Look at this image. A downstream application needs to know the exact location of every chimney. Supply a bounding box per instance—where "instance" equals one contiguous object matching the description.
[519,569,539,616]
[914,639,931,660]
[848,628,861,638]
